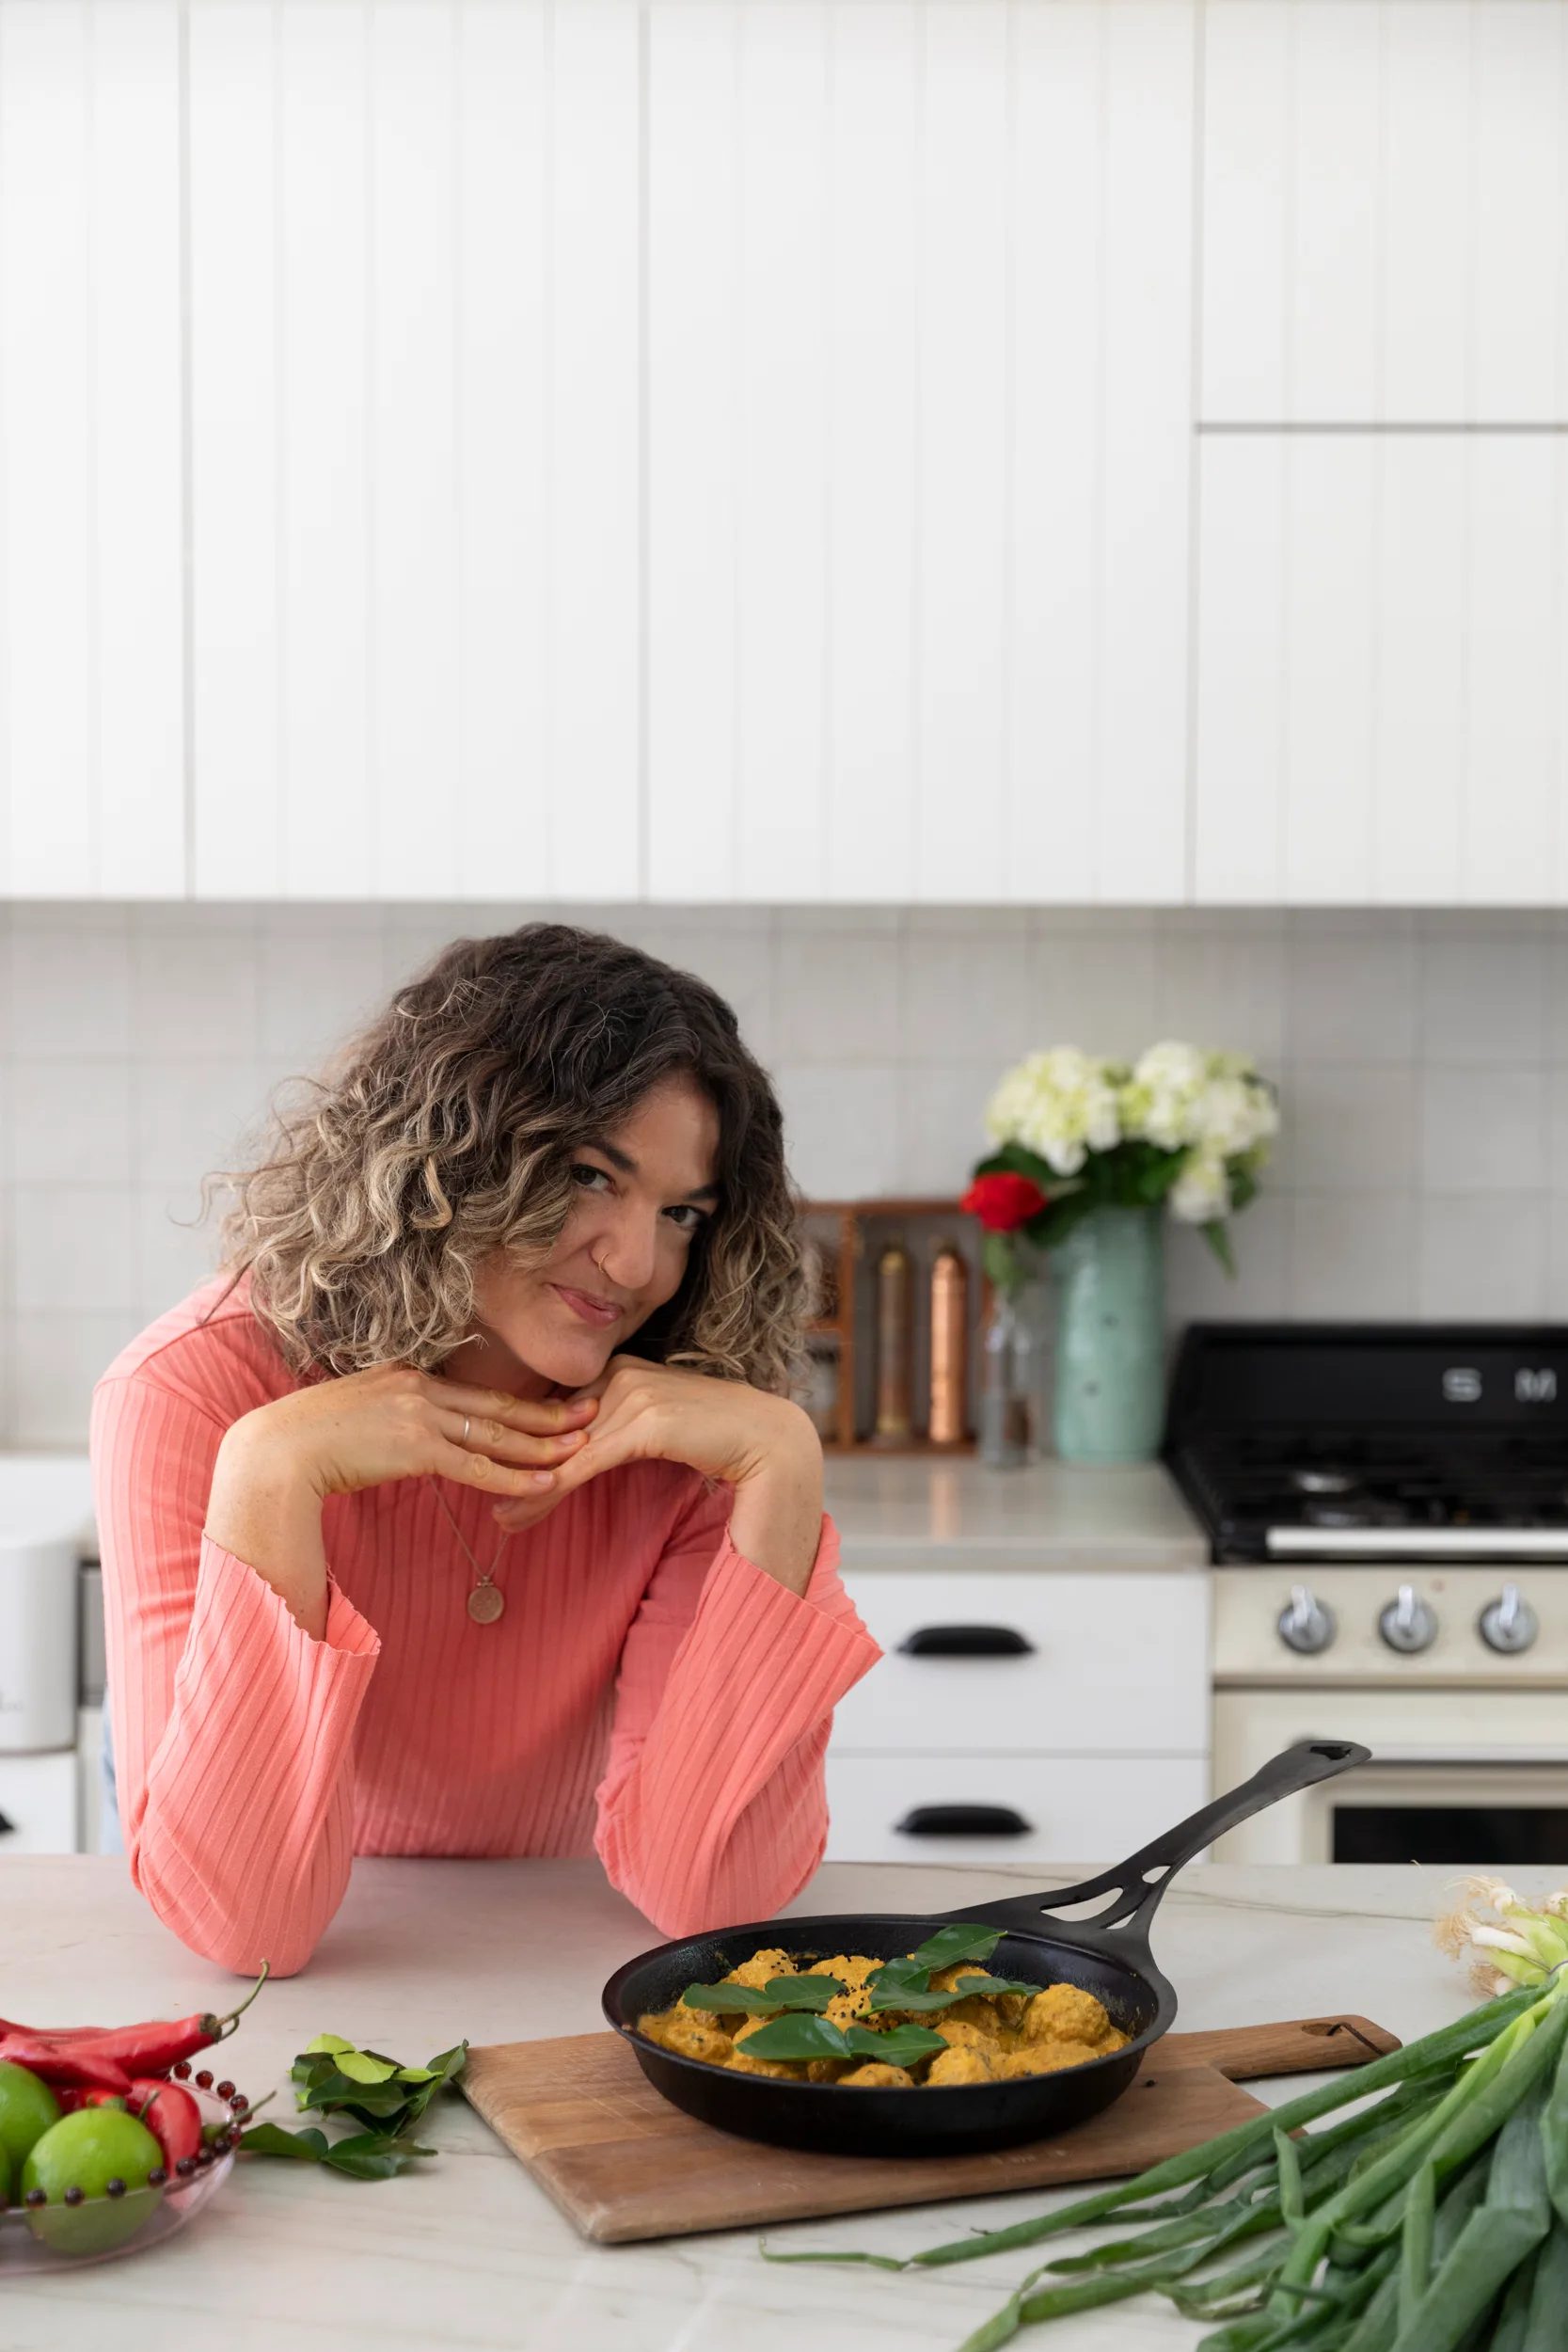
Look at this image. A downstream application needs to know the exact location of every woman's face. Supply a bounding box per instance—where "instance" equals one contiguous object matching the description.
[462,1074,722,1396]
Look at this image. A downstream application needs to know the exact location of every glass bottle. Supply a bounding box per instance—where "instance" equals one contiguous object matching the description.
[978,1292,1037,1468]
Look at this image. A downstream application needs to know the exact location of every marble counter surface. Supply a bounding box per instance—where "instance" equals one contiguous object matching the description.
[823,1456,1208,1570]
[0,1852,1513,2352]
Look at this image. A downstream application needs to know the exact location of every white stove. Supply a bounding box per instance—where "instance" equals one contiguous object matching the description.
[1168,1326,1568,1867]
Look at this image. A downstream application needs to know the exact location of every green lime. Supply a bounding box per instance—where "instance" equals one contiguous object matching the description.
[0,2137,9,2207]
[21,2108,165,2255]
[0,2059,61,2179]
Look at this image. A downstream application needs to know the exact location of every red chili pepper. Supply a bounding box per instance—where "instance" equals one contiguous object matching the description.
[56,2088,129,2115]
[0,2038,133,2095]
[129,2078,203,2170]
[38,1963,270,2077]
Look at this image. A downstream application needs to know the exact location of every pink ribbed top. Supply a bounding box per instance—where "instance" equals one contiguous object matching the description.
[90,1279,879,1977]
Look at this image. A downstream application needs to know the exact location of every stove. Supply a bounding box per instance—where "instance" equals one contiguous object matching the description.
[1167,1324,1568,1562]
[1167,1326,1568,1868]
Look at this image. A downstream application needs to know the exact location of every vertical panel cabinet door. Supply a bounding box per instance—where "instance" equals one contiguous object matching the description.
[644,0,1198,906]
[1195,435,1568,904]
[1202,1,1568,425]
[0,0,184,896]
[187,0,641,900]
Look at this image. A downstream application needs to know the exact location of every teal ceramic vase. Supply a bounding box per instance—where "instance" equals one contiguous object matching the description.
[1052,1205,1165,1463]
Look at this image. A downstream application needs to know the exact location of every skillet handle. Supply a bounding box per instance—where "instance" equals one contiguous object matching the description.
[944,1740,1370,1956]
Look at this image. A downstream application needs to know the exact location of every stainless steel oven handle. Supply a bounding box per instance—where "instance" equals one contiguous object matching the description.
[1267,1527,1568,1560]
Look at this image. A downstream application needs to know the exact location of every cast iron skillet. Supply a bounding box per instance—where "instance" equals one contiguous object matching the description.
[602,1740,1369,2157]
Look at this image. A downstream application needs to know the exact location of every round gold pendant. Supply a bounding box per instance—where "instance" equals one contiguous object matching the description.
[467,1583,505,1625]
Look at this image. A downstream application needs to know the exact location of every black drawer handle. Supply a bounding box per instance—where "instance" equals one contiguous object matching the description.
[899,1624,1036,1658]
[895,1804,1036,1838]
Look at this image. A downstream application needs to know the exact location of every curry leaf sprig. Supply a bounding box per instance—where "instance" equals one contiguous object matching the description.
[239,2035,467,2181]
[765,1978,1568,2352]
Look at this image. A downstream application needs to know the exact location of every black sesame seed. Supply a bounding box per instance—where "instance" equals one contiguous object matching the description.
[175,2156,196,2178]
[105,2178,126,2199]
[63,2185,84,2206]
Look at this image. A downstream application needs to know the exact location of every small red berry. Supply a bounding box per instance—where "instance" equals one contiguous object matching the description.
[215,2079,234,2100]
[195,2070,213,2090]
[63,2186,84,2206]
[148,2166,167,2187]
[24,2188,45,2208]
[173,2061,191,2080]
[104,2179,126,2199]
[230,2094,248,2113]
[175,2156,196,2178]
[196,2146,214,2168]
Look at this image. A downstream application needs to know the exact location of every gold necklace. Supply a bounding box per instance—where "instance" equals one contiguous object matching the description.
[430,1481,512,1625]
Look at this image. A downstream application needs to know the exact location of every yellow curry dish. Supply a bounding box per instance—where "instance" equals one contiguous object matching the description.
[635,1924,1130,2090]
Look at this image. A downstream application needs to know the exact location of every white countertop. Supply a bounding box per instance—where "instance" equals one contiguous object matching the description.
[824,1455,1208,1569]
[0,1851,1516,2352]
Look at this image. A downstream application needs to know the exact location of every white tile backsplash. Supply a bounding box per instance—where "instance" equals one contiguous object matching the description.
[4,901,1568,1445]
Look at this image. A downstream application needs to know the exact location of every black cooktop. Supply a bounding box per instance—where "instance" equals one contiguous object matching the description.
[1165,1325,1568,1563]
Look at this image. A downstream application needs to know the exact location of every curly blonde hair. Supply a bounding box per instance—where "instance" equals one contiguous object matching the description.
[218,925,807,1391]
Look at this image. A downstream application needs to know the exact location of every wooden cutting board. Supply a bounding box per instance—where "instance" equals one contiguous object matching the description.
[461,2013,1400,2244]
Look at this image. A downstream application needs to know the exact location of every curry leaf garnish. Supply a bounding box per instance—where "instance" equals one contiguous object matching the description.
[847,2024,950,2068]
[908,1925,1005,1973]
[681,1976,847,2016]
[238,2120,436,2179]
[869,1969,1041,2015]
[738,2014,852,2062]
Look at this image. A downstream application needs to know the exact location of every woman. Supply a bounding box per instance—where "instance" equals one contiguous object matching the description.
[92,925,879,1976]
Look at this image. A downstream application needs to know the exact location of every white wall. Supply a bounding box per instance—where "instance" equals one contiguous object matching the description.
[1,900,1563,1446]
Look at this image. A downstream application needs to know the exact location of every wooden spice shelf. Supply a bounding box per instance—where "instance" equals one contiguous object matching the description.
[800,1198,987,1455]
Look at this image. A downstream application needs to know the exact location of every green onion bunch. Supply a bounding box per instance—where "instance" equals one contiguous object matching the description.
[770,1954,1568,2350]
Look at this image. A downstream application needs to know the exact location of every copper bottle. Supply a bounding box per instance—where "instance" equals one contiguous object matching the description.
[927,1244,969,1446]
[873,1241,913,1442]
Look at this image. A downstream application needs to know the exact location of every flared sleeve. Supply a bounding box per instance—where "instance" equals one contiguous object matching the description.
[593,1485,880,1934]
[92,1369,380,1976]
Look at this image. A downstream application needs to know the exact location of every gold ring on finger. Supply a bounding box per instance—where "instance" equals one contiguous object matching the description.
[463,1415,471,1446]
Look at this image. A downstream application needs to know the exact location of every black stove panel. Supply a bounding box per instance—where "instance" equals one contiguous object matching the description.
[1164,1326,1568,1563]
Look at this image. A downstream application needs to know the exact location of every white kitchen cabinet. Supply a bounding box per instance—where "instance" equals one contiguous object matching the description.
[186,0,641,902]
[1203,2,1568,425]
[644,0,1196,904]
[824,1754,1209,1867]
[1195,433,1568,904]
[826,1567,1211,1865]
[832,1572,1209,1756]
[0,0,184,898]
[0,1750,78,1856]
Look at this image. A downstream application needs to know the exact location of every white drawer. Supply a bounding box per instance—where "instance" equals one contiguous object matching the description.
[0,1750,78,1854]
[835,1572,1210,1755]
[823,1753,1210,1866]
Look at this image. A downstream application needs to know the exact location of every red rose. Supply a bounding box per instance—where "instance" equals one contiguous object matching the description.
[961,1171,1049,1233]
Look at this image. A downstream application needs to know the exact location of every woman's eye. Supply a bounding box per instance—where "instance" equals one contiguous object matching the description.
[665,1203,707,1232]
[571,1164,612,1192]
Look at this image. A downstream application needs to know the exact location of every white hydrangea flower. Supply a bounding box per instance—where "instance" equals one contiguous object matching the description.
[985,1047,1123,1179]
[1193,1074,1277,1157]
[1170,1148,1232,1224]
[1120,1041,1208,1151]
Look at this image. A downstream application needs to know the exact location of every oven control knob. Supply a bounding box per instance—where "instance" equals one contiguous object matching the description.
[1379,1585,1438,1655]
[1479,1585,1540,1656]
[1277,1585,1337,1655]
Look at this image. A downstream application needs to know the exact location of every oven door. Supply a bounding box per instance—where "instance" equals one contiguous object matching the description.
[1213,1689,1568,1866]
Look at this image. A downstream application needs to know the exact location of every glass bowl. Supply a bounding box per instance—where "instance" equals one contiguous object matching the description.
[0,2085,241,2272]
